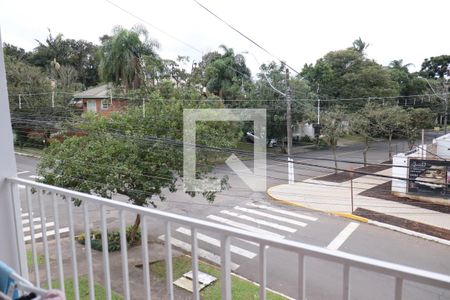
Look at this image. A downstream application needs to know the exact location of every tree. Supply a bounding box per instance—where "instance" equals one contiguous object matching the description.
[37,98,240,243]
[371,105,407,159]
[420,55,450,79]
[352,37,369,54]
[320,107,348,173]
[350,103,379,166]
[27,30,100,87]
[248,61,315,151]
[98,25,159,91]
[402,108,435,149]
[199,45,251,101]
[388,59,427,98]
[301,41,399,108]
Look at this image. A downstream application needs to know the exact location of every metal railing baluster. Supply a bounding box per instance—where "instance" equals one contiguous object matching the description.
[52,193,64,294]
[100,205,112,300]
[25,186,40,287]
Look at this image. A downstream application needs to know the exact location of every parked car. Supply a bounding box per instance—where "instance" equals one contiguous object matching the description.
[246,131,277,147]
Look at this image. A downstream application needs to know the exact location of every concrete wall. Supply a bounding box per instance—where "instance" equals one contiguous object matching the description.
[392,154,408,193]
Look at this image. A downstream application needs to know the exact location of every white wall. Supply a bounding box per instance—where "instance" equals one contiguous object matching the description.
[392,154,408,193]
[293,123,315,139]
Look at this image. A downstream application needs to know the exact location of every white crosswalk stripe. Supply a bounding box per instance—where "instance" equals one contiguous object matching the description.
[21,212,69,242]
[159,202,318,268]
[176,227,257,259]
[247,203,318,221]
[234,206,307,227]
[207,215,285,239]
[220,210,297,233]
[158,235,240,271]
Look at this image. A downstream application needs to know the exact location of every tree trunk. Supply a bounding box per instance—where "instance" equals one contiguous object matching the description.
[332,143,338,174]
[388,134,392,160]
[129,213,141,246]
[363,137,369,167]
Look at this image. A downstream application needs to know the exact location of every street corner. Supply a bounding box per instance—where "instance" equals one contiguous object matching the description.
[267,184,369,224]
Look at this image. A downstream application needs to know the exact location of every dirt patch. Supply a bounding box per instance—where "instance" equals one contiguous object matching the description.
[316,161,391,183]
[354,207,450,241]
[360,181,450,214]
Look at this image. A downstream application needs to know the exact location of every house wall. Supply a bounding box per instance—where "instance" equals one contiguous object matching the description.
[82,98,128,116]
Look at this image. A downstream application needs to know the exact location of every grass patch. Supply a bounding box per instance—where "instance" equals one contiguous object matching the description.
[46,276,123,300]
[26,250,44,269]
[150,255,287,299]
[341,134,366,142]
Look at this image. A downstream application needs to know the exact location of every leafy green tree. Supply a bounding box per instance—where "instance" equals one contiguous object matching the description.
[350,103,379,166]
[320,107,348,173]
[37,98,240,242]
[248,62,315,151]
[420,55,450,79]
[352,37,369,54]
[402,108,435,149]
[98,25,159,91]
[371,105,407,159]
[301,41,399,109]
[198,45,251,101]
[27,30,100,87]
[388,59,427,98]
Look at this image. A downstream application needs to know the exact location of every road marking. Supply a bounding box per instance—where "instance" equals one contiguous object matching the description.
[247,203,318,221]
[207,215,284,239]
[24,228,70,242]
[17,171,30,175]
[22,217,41,225]
[221,210,296,233]
[176,227,257,259]
[29,175,43,180]
[234,206,307,227]
[327,222,359,250]
[158,235,239,271]
[23,222,54,233]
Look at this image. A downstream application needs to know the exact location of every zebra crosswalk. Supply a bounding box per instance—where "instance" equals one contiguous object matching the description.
[21,212,69,242]
[158,202,318,270]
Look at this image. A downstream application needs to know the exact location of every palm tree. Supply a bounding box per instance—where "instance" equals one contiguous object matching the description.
[98,25,159,92]
[389,59,414,72]
[352,37,369,54]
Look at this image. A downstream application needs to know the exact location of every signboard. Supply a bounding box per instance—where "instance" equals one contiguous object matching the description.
[408,159,450,196]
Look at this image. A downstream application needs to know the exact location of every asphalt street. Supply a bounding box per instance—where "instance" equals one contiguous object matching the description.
[14,135,450,299]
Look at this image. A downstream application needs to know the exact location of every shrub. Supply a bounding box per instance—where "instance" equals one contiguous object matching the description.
[76,225,141,252]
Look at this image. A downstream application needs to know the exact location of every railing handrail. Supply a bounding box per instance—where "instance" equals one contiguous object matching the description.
[8,176,450,291]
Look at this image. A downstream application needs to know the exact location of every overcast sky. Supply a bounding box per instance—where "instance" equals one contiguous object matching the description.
[1,0,449,75]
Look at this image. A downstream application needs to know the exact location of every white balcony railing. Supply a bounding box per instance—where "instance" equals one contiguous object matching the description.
[5,176,450,300]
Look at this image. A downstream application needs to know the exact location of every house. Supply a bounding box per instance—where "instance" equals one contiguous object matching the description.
[73,84,127,116]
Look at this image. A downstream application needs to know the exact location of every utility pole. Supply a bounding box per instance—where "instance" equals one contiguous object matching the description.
[444,82,449,134]
[285,68,294,184]
[285,68,293,156]
[316,84,320,124]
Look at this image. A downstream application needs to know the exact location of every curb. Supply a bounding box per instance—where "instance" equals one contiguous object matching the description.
[15,151,41,159]
[267,187,450,246]
[367,220,450,246]
[266,186,369,223]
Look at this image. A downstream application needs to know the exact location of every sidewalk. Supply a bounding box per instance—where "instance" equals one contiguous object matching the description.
[268,168,450,242]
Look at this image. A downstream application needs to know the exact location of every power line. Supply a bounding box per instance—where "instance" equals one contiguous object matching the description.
[192,0,300,75]
[104,0,203,53]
